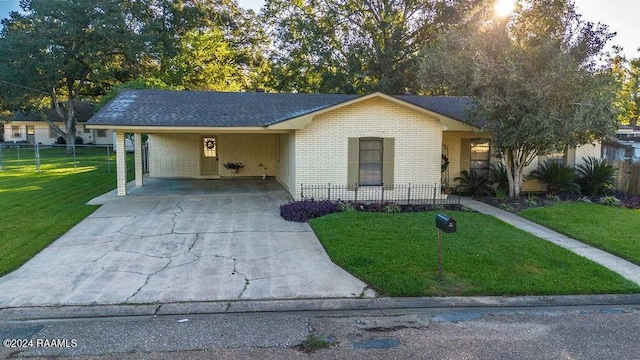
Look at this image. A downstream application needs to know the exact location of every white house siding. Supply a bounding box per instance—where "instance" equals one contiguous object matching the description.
[3,122,57,144]
[574,142,602,164]
[148,133,278,178]
[293,97,442,200]
[276,132,295,193]
[3,122,118,146]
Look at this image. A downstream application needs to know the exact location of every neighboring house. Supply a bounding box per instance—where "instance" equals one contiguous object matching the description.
[614,125,640,162]
[2,102,116,146]
[86,89,601,197]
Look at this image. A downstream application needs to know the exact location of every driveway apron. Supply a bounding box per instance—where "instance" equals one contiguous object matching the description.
[0,180,373,308]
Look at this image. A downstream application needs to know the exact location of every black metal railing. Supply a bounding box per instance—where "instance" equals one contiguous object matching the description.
[300,183,459,205]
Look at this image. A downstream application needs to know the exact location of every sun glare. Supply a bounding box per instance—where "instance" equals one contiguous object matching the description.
[494,0,515,17]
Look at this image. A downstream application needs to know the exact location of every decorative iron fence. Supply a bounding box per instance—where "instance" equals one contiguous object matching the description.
[300,183,460,205]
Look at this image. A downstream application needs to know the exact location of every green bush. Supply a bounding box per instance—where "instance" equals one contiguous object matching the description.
[528,161,580,194]
[454,170,493,196]
[489,163,509,192]
[576,157,617,196]
[599,196,622,207]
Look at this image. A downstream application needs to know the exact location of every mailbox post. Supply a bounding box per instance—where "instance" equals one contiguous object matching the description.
[435,214,456,281]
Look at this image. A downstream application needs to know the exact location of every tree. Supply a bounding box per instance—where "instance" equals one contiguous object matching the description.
[263,0,483,94]
[0,0,143,153]
[160,29,244,91]
[136,0,270,91]
[419,0,618,197]
[611,48,640,128]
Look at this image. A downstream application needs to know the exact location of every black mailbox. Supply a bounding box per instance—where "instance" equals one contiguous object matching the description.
[435,213,456,233]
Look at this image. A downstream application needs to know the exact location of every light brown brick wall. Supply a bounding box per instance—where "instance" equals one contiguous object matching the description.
[276,132,295,193]
[148,133,278,178]
[218,134,278,177]
[293,97,443,199]
[149,134,200,178]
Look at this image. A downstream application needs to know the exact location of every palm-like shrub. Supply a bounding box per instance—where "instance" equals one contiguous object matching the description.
[489,163,509,192]
[454,170,493,196]
[528,161,580,194]
[576,157,617,196]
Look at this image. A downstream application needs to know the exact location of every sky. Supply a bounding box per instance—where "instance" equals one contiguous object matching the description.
[0,0,637,58]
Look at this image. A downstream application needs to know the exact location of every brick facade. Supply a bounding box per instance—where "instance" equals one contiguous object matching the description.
[293,97,443,199]
[148,133,278,179]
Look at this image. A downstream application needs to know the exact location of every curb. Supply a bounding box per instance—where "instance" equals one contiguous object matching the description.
[2,294,639,322]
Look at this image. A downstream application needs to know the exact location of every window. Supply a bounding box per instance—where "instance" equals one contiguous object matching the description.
[348,137,395,187]
[97,130,107,138]
[540,149,566,166]
[470,139,490,179]
[359,138,383,185]
[84,125,90,133]
[26,125,35,136]
[203,137,217,157]
[12,126,20,138]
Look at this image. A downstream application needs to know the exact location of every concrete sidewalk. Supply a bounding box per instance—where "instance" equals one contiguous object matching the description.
[461,199,640,286]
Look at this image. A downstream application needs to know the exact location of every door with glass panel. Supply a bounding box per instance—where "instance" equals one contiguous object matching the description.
[201,136,219,176]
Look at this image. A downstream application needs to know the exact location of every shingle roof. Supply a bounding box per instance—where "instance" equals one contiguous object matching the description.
[395,95,478,126]
[87,90,475,127]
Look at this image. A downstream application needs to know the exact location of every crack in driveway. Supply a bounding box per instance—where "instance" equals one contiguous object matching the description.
[126,257,174,302]
[231,258,250,299]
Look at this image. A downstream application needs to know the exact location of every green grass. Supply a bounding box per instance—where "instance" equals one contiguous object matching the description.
[520,202,640,266]
[0,146,132,276]
[310,211,640,297]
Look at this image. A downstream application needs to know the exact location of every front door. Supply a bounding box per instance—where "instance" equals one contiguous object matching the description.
[26,125,35,144]
[201,136,219,176]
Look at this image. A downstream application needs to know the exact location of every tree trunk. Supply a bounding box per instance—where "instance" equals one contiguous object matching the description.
[503,147,533,197]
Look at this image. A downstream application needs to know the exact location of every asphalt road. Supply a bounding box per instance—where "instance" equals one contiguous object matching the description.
[1,305,639,359]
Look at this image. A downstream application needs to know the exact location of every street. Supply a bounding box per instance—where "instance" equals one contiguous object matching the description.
[1,304,639,359]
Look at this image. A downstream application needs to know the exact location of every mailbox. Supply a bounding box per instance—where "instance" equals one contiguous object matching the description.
[435,213,456,233]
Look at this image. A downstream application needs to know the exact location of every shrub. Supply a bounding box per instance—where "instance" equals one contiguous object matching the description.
[528,161,580,194]
[489,163,509,192]
[337,200,356,212]
[599,196,622,207]
[576,157,617,196]
[280,200,340,222]
[494,187,508,199]
[610,191,640,209]
[384,203,402,213]
[454,170,493,196]
[500,203,515,212]
[546,193,560,202]
[578,196,593,204]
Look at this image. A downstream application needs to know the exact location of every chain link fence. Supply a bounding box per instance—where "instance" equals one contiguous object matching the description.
[0,143,144,174]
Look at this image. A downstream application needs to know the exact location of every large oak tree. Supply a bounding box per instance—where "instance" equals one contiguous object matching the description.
[263,0,484,94]
[0,0,144,153]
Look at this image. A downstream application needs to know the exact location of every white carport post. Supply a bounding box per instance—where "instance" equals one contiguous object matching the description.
[115,131,128,196]
[134,132,144,187]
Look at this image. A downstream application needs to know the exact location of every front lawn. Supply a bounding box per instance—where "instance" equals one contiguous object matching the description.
[520,202,640,265]
[0,147,132,276]
[309,211,640,297]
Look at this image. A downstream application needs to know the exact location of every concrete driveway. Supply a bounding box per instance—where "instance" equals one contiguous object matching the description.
[0,179,374,308]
